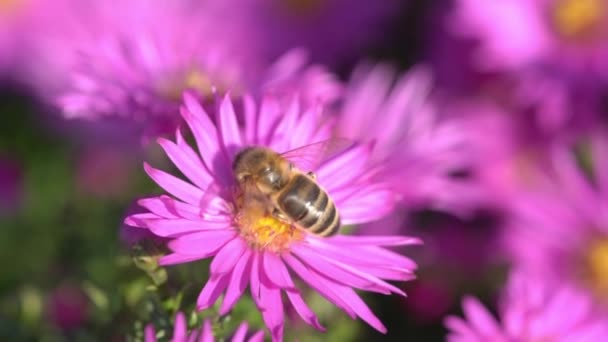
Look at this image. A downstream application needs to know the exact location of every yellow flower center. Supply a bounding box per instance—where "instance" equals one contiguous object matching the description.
[158,69,216,101]
[235,197,302,253]
[552,0,605,40]
[584,238,608,294]
[0,0,24,16]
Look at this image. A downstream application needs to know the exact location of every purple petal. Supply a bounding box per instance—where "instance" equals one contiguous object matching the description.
[250,252,262,305]
[247,331,265,342]
[261,252,296,290]
[197,273,230,311]
[137,196,201,220]
[286,290,325,331]
[158,137,213,190]
[462,296,500,336]
[159,253,208,266]
[219,249,252,315]
[327,235,423,246]
[172,312,187,342]
[292,244,403,296]
[306,238,418,273]
[144,324,156,342]
[330,284,387,333]
[258,280,284,342]
[210,237,247,274]
[218,95,243,160]
[168,230,236,255]
[201,320,213,342]
[243,95,257,144]
[337,187,396,225]
[144,163,203,206]
[257,97,281,146]
[283,254,356,318]
[180,94,228,179]
[317,144,371,191]
[124,213,163,228]
[231,322,249,342]
[143,218,232,237]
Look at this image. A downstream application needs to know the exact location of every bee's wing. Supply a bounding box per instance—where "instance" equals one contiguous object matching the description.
[280,138,354,172]
[199,181,233,217]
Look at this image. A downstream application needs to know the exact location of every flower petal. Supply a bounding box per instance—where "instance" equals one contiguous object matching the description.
[168,230,236,255]
[231,322,249,342]
[210,237,247,274]
[159,253,207,266]
[283,254,355,318]
[286,290,325,332]
[262,252,296,290]
[144,163,203,206]
[197,273,230,310]
[143,218,232,237]
[180,94,228,178]
[172,312,187,341]
[218,95,243,160]
[219,249,252,315]
[157,137,213,190]
[137,196,201,220]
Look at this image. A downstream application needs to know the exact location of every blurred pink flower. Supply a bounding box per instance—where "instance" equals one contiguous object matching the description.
[446,270,608,341]
[75,146,135,199]
[217,0,402,66]
[504,134,608,307]
[145,312,263,342]
[28,0,260,143]
[46,283,89,331]
[334,65,475,214]
[125,93,420,341]
[450,0,608,78]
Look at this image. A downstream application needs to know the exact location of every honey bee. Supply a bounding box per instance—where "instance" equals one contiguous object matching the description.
[231,140,349,237]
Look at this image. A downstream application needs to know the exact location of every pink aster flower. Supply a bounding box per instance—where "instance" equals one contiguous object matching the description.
[28,0,260,142]
[333,64,475,214]
[125,92,420,341]
[216,0,403,66]
[0,0,63,82]
[144,312,264,342]
[450,0,608,78]
[445,270,608,341]
[504,133,608,307]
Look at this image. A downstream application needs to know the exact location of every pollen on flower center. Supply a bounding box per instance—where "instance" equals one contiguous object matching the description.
[0,0,22,15]
[584,238,608,295]
[157,69,218,101]
[235,200,303,252]
[552,0,605,40]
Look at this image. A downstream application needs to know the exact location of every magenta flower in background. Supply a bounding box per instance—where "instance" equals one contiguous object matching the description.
[0,0,57,81]
[450,0,608,78]
[504,134,608,308]
[27,0,260,143]
[445,270,608,341]
[46,283,90,331]
[219,0,402,66]
[125,93,420,341]
[334,64,475,214]
[145,312,264,342]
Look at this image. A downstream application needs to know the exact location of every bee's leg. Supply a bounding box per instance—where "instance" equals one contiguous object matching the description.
[271,208,289,221]
[306,171,316,180]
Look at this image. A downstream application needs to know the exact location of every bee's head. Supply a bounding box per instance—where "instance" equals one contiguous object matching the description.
[233,147,291,194]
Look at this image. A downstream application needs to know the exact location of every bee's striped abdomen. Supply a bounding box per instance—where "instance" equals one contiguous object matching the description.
[277,173,340,236]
